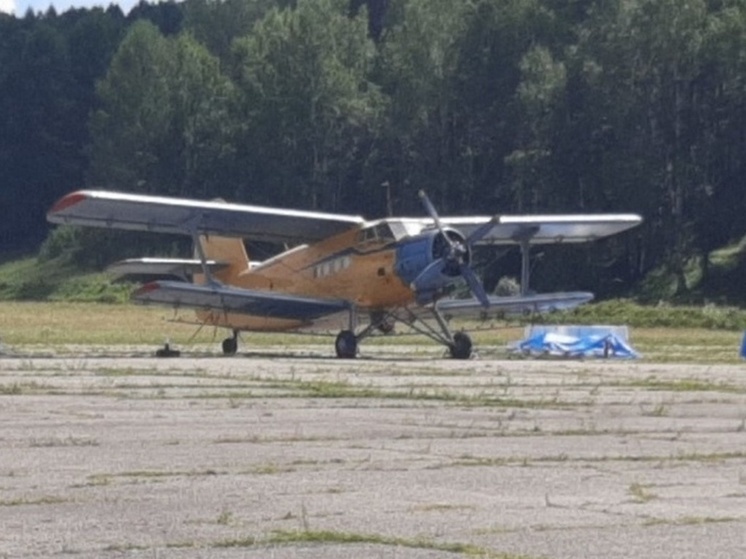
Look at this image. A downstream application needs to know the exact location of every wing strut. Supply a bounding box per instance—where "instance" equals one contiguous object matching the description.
[512,226,540,296]
[520,239,530,296]
[187,221,217,286]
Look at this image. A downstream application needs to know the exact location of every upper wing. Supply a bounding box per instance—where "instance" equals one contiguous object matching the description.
[439,214,642,245]
[436,292,594,319]
[133,280,350,321]
[48,190,365,244]
[47,190,641,246]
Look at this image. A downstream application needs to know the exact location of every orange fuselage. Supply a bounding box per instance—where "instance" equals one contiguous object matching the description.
[195,227,417,332]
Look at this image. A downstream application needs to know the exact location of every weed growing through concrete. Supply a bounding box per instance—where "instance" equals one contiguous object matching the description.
[0,496,66,506]
[628,482,658,503]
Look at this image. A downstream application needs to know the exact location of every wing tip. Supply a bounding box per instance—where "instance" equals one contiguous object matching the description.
[47,191,89,221]
[133,281,162,298]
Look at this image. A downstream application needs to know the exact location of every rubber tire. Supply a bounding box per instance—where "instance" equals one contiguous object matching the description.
[335,330,358,359]
[449,332,472,360]
[377,320,395,334]
[222,336,238,356]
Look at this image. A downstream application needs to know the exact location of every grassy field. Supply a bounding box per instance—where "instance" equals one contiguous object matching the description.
[2,252,746,363]
[0,301,743,363]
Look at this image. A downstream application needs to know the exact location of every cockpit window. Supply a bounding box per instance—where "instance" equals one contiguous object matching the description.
[358,221,398,244]
[361,226,377,242]
[374,223,395,241]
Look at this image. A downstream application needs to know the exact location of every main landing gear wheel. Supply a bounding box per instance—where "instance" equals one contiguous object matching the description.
[222,332,238,356]
[335,330,358,359]
[449,332,472,360]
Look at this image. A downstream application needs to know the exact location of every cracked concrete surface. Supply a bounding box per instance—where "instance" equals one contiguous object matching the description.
[1,348,745,558]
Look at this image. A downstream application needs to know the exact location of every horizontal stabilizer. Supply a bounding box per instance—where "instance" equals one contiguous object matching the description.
[133,280,351,321]
[107,258,229,280]
[436,291,594,319]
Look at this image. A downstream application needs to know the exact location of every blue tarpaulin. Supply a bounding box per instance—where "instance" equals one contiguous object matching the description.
[512,326,639,359]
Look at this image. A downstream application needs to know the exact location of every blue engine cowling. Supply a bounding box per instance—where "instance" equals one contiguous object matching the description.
[394,228,470,304]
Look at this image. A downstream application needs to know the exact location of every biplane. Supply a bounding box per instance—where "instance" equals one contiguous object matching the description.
[47,190,642,359]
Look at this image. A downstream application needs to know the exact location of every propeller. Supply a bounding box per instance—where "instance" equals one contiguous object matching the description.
[414,190,495,308]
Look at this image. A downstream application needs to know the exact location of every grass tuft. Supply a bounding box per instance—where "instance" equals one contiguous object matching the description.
[267,530,528,557]
[628,482,657,503]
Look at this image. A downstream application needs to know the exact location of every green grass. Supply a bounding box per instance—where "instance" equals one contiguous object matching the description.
[168,530,543,557]
[0,496,67,507]
[531,299,746,330]
[0,300,745,363]
[628,482,658,503]
[612,378,746,394]
[3,249,746,363]
[644,516,740,527]
[265,530,529,557]
[5,252,746,328]
[0,256,131,303]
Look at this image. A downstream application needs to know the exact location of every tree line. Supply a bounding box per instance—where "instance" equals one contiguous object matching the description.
[2,0,746,300]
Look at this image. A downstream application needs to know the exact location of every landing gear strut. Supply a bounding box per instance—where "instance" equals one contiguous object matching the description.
[222,330,238,356]
[335,307,474,359]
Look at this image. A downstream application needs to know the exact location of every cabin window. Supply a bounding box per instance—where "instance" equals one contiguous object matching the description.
[374,223,395,242]
[313,255,351,278]
[358,222,396,245]
[359,227,377,243]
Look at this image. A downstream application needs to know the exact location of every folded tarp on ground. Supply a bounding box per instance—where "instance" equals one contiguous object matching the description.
[511,325,640,359]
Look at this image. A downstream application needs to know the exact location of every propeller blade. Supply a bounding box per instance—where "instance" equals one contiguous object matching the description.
[461,264,490,309]
[418,190,442,228]
[415,189,490,309]
[418,190,458,250]
[466,216,499,244]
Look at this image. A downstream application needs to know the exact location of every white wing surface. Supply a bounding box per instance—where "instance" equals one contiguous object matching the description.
[440,214,642,245]
[48,190,365,244]
[48,190,641,246]
[436,292,594,319]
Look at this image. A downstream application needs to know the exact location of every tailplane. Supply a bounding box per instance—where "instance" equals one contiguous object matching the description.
[195,235,250,284]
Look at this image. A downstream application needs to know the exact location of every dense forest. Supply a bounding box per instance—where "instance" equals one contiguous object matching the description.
[2,0,746,301]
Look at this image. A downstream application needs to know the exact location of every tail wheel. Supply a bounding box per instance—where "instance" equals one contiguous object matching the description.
[377,319,395,334]
[222,336,238,356]
[449,332,472,360]
[335,330,358,359]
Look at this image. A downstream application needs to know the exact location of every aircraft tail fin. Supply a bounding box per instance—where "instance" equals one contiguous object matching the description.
[194,235,250,284]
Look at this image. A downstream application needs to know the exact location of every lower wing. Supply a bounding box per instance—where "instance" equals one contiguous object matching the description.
[436,292,593,319]
[133,280,350,321]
